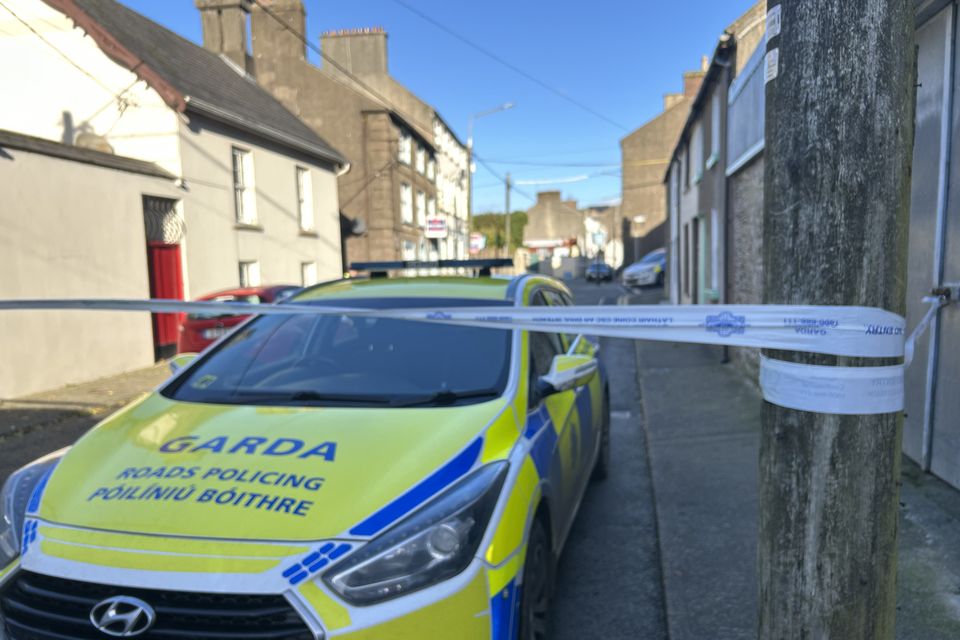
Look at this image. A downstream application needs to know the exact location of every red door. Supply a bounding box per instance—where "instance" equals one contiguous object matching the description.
[146,242,184,360]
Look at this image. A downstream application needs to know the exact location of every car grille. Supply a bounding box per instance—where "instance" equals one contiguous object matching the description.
[1,571,315,639]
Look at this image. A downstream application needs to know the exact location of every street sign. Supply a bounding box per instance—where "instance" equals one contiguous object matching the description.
[469,232,486,254]
[425,217,448,239]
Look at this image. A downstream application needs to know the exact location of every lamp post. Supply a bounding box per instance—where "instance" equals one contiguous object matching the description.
[466,102,515,232]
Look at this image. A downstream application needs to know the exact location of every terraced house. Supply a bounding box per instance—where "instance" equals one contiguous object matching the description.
[216,0,471,266]
[0,0,345,391]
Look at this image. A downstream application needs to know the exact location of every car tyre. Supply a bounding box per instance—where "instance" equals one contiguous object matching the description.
[519,516,552,640]
[591,389,611,481]
[656,271,665,286]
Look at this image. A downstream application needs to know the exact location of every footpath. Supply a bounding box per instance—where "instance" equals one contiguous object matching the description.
[635,337,960,639]
[0,363,169,480]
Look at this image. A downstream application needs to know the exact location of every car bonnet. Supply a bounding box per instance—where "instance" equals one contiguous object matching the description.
[33,393,513,542]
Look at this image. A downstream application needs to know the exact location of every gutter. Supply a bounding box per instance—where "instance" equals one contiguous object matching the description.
[185,97,348,170]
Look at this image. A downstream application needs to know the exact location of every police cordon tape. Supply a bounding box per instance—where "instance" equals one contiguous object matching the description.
[0,297,949,415]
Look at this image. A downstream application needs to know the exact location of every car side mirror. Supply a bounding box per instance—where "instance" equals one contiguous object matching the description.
[536,354,598,398]
[169,353,198,375]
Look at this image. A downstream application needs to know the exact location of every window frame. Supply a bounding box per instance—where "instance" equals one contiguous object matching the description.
[296,166,315,232]
[238,260,261,287]
[232,147,258,226]
[400,182,414,224]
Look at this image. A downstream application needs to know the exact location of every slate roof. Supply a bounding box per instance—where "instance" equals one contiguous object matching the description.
[57,0,345,167]
[0,129,174,178]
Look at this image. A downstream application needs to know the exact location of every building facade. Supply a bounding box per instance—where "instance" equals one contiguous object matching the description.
[0,130,176,397]
[0,0,345,360]
[239,1,469,266]
[620,66,706,268]
[665,1,766,306]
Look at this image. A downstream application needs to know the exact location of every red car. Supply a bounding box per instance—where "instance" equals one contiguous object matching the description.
[177,285,300,353]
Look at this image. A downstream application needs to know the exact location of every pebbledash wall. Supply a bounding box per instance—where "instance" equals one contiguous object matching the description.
[0,133,175,397]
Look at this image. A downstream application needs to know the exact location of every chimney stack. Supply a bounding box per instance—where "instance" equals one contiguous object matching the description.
[320,28,388,76]
[250,0,306,64]
[195,0,251,70]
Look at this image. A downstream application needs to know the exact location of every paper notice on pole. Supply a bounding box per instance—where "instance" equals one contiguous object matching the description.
[765,48,780,84]
[767,5,782,42]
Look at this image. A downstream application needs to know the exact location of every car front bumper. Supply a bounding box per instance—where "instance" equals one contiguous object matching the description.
[623,270,659,286]
[1,543,507,640]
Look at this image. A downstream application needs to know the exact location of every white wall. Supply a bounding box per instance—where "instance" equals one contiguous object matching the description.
[177,116,342,297]
[0,0,182,174]
[0,149,176,397]
[433,118,469,259]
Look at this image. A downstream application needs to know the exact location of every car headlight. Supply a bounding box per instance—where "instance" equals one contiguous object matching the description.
[324,461,508,606]
[0,450,65,568]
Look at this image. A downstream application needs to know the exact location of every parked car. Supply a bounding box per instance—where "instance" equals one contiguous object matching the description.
[622,248,667,287]
[0,268,610,639]
[177,285,300,353]
[585,261,614,282]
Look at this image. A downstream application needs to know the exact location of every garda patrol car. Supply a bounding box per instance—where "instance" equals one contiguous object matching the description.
[0,263,610,640]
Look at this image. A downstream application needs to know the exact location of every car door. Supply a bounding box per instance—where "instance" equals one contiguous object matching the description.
[527,290,582,542]
[545,290,601,495]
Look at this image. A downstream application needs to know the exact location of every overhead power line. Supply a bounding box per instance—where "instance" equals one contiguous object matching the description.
[472,152,535,202]
[390,0,629,132]
[483,159,620,168]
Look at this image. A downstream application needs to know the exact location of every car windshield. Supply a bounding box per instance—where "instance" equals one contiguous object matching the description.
[638,251,665,265]
[165,297,512,408]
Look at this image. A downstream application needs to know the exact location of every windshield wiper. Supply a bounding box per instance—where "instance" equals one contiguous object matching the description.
[392,388,502,408]
[229,390,395,405]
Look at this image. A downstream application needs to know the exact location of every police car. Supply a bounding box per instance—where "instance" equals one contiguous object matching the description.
[0,261,610,640]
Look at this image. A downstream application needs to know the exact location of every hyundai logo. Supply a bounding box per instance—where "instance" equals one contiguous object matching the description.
[89,596,156,637]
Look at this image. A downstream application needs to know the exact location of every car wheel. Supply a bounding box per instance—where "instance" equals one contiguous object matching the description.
[591,389,611,481]
[656,272,665,286]
[519,517,551,640]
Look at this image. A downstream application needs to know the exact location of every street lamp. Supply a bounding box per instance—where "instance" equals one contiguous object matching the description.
[466,102,515,226]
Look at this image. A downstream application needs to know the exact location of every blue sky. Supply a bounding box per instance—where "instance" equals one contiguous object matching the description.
[119,0,756,212]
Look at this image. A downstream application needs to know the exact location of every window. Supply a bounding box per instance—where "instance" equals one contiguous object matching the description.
[398,130,412,164]
[707,92,721,170]
[427,196,437,218]
[238,260,261,287]
[427,157,436,181]
[690,122,704,183]
[400,182,413,224]
[682,223,690,295]
[296,166,314,231]
[402,240,416,260]
[301,261,318,287]
[415,144,426,174]
[683,144,690,190]
[232,148,257,225]
[416,190,426,227]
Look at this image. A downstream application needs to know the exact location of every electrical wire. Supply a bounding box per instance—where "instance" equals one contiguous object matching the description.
[390,0,629,132]
[0,0,122,96]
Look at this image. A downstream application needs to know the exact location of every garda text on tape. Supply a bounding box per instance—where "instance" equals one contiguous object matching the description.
[0,297,932,416]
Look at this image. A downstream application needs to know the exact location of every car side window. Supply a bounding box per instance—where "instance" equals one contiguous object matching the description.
[529,291,563,406]
[543,290,576,352]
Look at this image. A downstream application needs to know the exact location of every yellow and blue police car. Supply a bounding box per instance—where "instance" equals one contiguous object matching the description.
[0,264,610,640]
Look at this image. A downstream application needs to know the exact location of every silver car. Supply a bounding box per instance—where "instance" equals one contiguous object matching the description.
[622,248,667,287]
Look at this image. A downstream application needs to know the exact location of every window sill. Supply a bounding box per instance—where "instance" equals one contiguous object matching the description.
[299,229,319,238]
[705,153,719,170]
[235,222,264,232]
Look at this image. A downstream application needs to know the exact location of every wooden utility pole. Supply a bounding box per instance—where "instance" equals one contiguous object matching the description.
[760,1,914,638]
